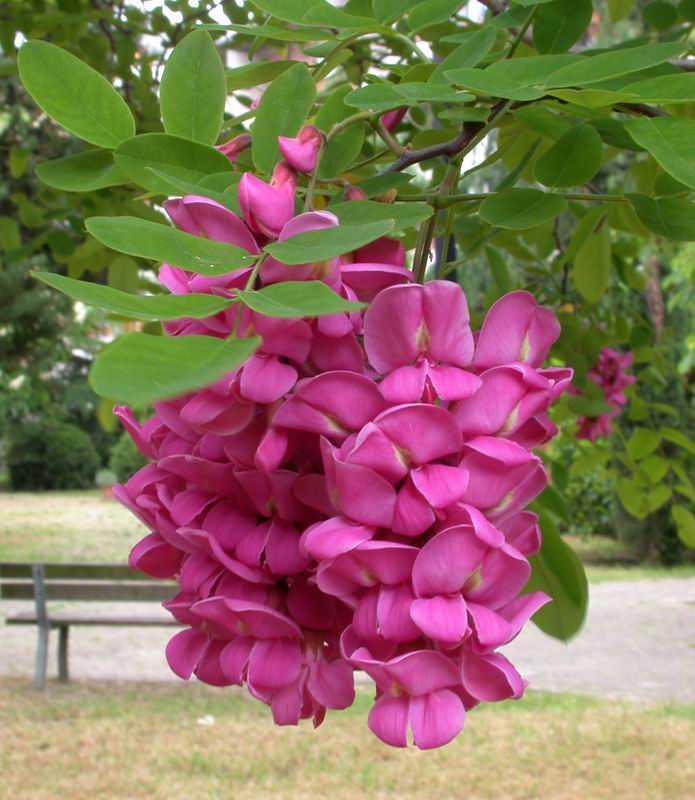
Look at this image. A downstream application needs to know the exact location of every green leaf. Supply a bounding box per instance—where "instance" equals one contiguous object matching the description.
[315,85,366,178]
[252,62,316,174]
[534,125,603,188]
[486,54,581,86]
[146,169,238,211]
[567,393,614,417]
[479,188,567,230]
[640,454,669,483]
[628,194,695,241]
[107,255,139,293]
[90,333,261,406]
[17,41,135,148]
[625,117,695,192]
[681,0,695,21]
[646,484,672,513]
[205,24,323,43]
[34,271,233,321]
[485,246,512,293]
[355,173,414,197]
[331,200,433,229]
[524,511,588,642]
[544,43,687,88]
[373,0,422,23]
[660,426,695,455]
[226,60,298,90]
[515,105,572,139]
[409,0,466,31]
[627,428,662,460]
[265,220,394,264]
[445,68,544,101]
[489,6,532,28]
[533,0,593,54]
[344,83,406,112]
[608,0,634,22]
[573,224,611,304]
[537,485,569,521]
[238,280,364,317]
[394,83,473,103]
[617,477,649,519]
[9,147,28,178]
[250,0,323,24]
[672,505,695,548]
[546,87,640,108]
[429,28,498,83]
[160,30,226,145]
[625,73,695,104]
[85,216,255,275]
[0,217,21,251]
[303,3,374,27]
[35,150,127,192]
[114,134,232,195]
[643,0,678,29]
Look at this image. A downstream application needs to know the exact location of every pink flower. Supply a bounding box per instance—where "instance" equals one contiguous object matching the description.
[472,290,561,369]
[115,185,572,750]
[363,281,480,402]
[575,347,634,441]
[346,646,465,749]
[278,125,322,173]
[239,162,297,238]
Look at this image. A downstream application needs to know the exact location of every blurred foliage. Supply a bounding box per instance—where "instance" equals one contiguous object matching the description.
[6,418,100,490]
[0,0,693,564]
[109,430,149,483]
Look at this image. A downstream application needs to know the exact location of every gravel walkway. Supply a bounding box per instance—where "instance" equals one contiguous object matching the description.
[2,578,694,702]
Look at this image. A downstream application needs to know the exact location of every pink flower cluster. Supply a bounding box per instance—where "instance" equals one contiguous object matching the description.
[576,347,635,442]
[116,161,571,749]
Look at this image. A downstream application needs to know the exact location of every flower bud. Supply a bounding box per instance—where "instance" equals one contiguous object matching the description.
[380,106,407,132]
[375,188,398,204]
[344,186,367,201]
[278,125,323,173]
[217,133,252,163]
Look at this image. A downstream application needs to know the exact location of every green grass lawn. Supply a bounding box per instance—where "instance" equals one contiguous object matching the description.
[0,679,693,800]
[0,490,146,563]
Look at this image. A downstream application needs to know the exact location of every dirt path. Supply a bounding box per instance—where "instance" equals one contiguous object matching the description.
[2,578,694,702]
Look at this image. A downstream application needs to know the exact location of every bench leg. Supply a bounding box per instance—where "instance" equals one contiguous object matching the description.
[35,626,49,690]
[57,626,69,683]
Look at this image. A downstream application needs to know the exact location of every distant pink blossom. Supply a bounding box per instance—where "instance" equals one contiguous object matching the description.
[576,347,635,441]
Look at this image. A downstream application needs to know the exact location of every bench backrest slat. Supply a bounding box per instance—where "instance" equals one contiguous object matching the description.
[0,562,150,581]
[0,563,175,603]
[1,579,173,602]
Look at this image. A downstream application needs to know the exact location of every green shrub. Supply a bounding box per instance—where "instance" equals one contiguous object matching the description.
[6,419,100,490]
[109,431,148,483]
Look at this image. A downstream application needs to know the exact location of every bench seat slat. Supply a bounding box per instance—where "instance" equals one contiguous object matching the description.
[6,611,180,627]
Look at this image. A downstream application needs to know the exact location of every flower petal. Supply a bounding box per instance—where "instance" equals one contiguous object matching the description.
[368,693,409,748]
[461,650,525,701]
[247,638,302,690]
[409,595,469,646]
[473,290,560,369]
[412,526,489,597]
[165,628,209,680]
[423,281,474,366]
[410,689,465,750]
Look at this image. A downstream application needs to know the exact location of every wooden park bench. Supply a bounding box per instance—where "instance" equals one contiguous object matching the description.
[0,562,179,689]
